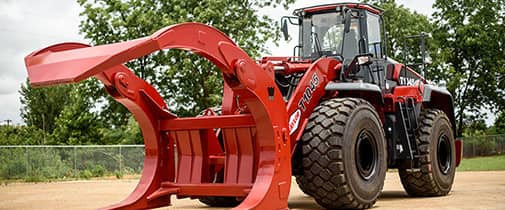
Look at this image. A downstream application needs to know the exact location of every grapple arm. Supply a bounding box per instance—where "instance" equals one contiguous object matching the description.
[25,23,291,210]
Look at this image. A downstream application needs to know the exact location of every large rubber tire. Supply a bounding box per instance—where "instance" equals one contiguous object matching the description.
[295,175,313,196]
[198,173,241,207]
[296,98,387,209]
[399,109,456,196]
[198,197,240,207]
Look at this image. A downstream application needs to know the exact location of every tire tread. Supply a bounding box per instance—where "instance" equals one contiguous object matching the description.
[296,98,382,209]
[399,109,453,196]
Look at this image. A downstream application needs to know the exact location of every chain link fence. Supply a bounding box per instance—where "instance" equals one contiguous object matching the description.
[0,145,144,181]
[462,134,505,158]
[1,135,504,180]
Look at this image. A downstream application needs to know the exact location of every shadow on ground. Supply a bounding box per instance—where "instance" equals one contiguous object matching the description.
[288,194,321,209]
[379,190,409,200]
[286,190,421,209]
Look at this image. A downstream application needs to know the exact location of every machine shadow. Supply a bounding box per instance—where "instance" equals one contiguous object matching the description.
[286,190,417,209]
[287,194,322,210]
[378,190,409,200]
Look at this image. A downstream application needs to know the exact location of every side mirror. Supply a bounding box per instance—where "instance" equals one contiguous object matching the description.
[281,19,289,41]
[342,54,373,79]
[343,9,352,33]
[356,54,373,66]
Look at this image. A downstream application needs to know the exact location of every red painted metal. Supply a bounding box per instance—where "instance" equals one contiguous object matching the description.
[285,60,340,144]
[382,62,427,114]
[455,138,463,167]
[25,22,292,210]
[160,115,256,130]
[391,63,426,84]
[259,56,341,144]
[303,3,382,15]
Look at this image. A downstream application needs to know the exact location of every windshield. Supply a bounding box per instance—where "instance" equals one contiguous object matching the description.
[300,11,360,62]
[301,13,343,59]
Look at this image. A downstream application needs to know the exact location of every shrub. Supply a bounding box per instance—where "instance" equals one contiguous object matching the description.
[80,170,92,179]
[91,165,105,177]
[115,170,123,179]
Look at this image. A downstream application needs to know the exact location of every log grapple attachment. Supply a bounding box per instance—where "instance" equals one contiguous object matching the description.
[24,23,294,209]
[24,2,462,209]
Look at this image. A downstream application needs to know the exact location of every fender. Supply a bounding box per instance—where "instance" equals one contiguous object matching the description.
[325,82,384,105]
[422,84,456,137]
[422,84,461,166]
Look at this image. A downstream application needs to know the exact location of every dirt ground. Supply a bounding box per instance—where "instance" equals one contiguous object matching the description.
[1,171,504,210]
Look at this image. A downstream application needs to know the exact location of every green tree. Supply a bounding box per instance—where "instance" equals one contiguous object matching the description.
[100,116,143,144]
[463,118,488,135]
[490,112,505,134]
[0,125,47,145]
[19,79,73,133]
[77,0,295,126]
[365,1,441,78]
[433,0,505,136]
[51,89,104,145]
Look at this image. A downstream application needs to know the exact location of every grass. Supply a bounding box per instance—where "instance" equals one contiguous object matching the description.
[458,154,505,171]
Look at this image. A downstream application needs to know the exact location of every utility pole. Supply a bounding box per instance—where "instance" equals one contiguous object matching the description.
[4,119,12,126]
[42,114,46,145]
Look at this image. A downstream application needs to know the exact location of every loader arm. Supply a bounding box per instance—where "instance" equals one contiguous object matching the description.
[25,23,291,210]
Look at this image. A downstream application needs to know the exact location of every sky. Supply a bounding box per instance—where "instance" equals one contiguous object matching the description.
[4,0,480,126]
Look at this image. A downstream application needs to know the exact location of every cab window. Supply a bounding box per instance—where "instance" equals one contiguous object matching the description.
[366,12,383,58]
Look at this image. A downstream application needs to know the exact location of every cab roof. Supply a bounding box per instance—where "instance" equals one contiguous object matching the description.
[294,2,383,16]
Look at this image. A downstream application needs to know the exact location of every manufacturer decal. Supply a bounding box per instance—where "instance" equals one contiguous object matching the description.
[399,76,417,86]
[289,73,320,135]
[289,109,301,135]
[297,73,319,111]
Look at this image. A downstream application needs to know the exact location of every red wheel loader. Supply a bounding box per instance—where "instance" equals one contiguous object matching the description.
[24,2,463,210]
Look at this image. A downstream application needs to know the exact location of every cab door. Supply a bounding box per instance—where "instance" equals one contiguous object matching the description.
[363,11,387,88]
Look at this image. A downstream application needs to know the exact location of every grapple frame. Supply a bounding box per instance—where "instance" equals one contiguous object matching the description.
[24,23,339,209]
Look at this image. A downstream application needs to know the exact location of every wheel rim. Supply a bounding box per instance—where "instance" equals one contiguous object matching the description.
[355,130,378,180]
[437,134,452,175]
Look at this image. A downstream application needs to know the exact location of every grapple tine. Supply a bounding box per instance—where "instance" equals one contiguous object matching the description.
[25,38,154,87]
[25,22,291,210]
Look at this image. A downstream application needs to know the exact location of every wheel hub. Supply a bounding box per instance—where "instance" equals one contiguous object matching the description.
[355,130,378,180]
[437,134,452,175]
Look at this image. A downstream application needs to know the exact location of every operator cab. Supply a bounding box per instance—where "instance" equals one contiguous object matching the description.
[282,3,388,87]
